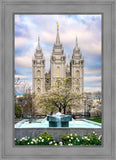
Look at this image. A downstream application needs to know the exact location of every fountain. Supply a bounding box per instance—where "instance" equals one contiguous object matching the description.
[15,113,102,140]
[47,112,72,127]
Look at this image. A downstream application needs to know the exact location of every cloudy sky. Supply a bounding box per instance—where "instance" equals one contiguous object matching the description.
[15,14,102,95]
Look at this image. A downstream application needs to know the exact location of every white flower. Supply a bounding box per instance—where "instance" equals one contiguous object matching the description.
[59,142,63,146]
[67,136,69,138]
[42,139,44,142]
[68,143,73,146]
[84,136,87,139]
[93,131,95,134]
[49,141,53,145]
[27,142,29,144]
[39,136,42,139]
[70,134,72,136]
[14,138,16,141]
[99,135,102,140]
[69,139,71,142]
[71,137,73,139]
[54,143,57,146]
[76,138,80,142]
[31,141,33,144]
[34,139,37,143]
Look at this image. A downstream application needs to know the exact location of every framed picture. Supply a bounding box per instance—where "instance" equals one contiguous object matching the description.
[0,0,115,160]
[14,14,102,144]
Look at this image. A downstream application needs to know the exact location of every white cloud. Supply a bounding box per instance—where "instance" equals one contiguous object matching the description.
[84,87,101,93]
[15,74,28,79]
[84,76,101,82]
[15,14,101,54]
[15,37,29,48]
[80,41,101,55]
[15,43,36,68]
[85,68,101,75]
[15,55,32,68]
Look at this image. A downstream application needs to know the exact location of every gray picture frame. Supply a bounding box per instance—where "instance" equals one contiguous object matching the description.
[0,0,116,160]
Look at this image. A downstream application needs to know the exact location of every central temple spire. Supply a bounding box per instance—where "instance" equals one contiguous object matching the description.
[56,22,60,45]
[75,36,78,50]
[37,36,41,50]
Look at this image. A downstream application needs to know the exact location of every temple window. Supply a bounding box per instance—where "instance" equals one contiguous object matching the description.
[37,70,40,77]
[57,67,60,77]
[76,70,80,78]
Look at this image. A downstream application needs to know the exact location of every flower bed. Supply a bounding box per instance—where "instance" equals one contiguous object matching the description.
[14,131,102,146]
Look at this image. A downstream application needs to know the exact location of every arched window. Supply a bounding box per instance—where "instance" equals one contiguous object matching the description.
[37,70,40,77]
[76,70,80,78]
[57,67,60,77]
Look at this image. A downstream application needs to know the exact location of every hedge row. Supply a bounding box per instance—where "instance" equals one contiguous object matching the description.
[15,131,102,146]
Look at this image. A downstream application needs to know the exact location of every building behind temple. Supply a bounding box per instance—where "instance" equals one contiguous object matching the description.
[32,24,84,95]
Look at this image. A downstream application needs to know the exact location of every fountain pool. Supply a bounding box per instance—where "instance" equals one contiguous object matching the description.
[15,117,102,141]
[15,118,101,128]
[15,113,102,140]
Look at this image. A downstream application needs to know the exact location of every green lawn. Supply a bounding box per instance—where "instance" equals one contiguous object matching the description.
[87,118,102,123]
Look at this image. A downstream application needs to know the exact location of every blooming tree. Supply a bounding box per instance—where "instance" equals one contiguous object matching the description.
[35,78,82,114]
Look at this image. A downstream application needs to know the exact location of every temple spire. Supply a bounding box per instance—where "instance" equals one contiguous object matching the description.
[35,36,43,57]
[37,36,41,50]
[76,36,78,45]
[75,36,78,50]
[56,22,60,45]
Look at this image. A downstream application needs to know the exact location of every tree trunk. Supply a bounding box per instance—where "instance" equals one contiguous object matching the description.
[63,107,66,114]
[59,107,62,113]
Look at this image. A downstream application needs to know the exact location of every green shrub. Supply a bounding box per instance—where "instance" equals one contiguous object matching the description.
[60,132,102,146]
[15,132,56,145]
[14,132,102,146]
[60,133,82,145]
[83,132,102,145]
[37,132,55,145]
[38,132,54,141]
[14,137,32,145]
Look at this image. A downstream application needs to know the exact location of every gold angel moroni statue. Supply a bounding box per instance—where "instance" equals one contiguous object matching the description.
[57,22,59,28]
